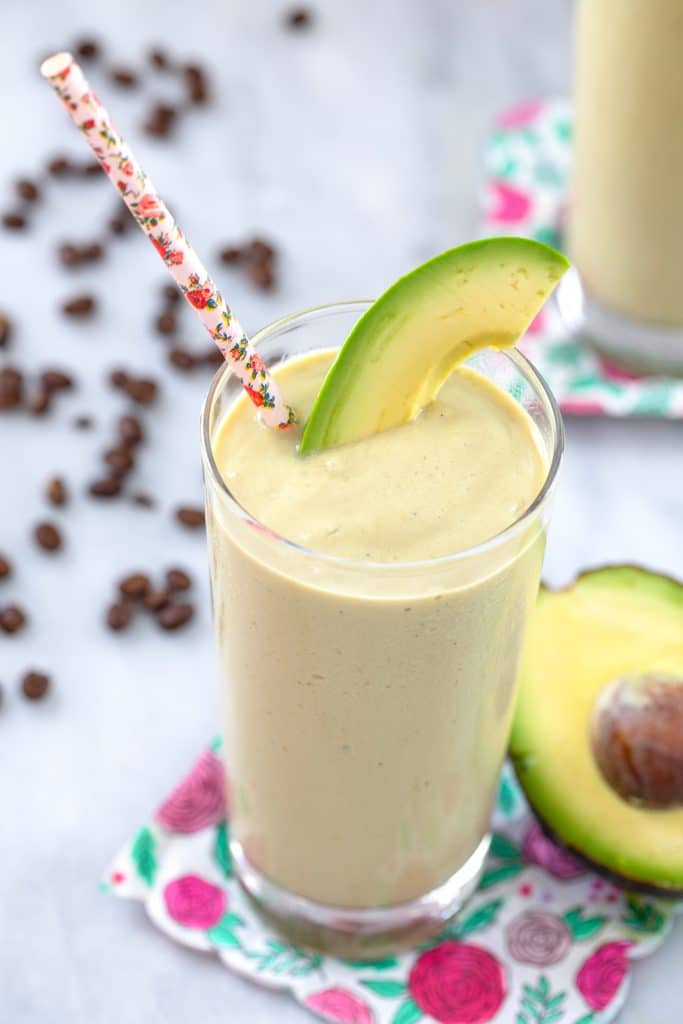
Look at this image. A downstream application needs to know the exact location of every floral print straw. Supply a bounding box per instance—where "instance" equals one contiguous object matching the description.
[40,52,296,429]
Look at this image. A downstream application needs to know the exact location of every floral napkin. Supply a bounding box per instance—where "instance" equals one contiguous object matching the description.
[483,99,683,418]
[105,740,679,1024]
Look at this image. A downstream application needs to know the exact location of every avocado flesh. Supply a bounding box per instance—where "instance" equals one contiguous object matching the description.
[510,566,683,893]
[299,237,568,453]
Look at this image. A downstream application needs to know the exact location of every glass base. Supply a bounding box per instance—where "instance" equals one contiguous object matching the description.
[556,268,683,376]
[231,834,490,959]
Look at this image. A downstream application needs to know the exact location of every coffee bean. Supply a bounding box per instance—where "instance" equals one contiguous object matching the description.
[109,214,128,236]
[110,66,138,88]
[131,491,155,508]
[118,572,151,600]
[81,160,102,177]
[62,294,96,317]
[27,389,50,416]
[248,237,276,263]
[163,282,181,304]
[41,369,74,393]
[46,476,68,506]
[0,555,11,579]
[219,245,243,264]
[148,47,169,69]
[104,446,134,478]
[246,261,275,290]
[73,414,94,430]
[286,7,313,28]
[155,311,176,335]
[143,587,170,612]
[168,347,196,372]
[83,242,104,261]
[125,376,158,405]
[0,605,27,634]
[183,64,203,83]
[118,414,144,447]
[89,477,121,498]
[0,367,23,410]
[187,79,208,105]
[109,368,129,390]
[58,243,82,267]
[107,601,133,631]
[0,313,12,348]
[175,505,205,529]
[143,102,177,138]
[21,670,50,700]
[166,568,192,592]
[157,601,194,631]
[34,522,62,552]
[3,212,27,230]
[47,155,72,177]
[200,346,224,368]
[76,38,100,60]
[15,178,40,202]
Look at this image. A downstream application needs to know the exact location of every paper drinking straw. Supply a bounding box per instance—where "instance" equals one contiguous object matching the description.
[40,52,295,429]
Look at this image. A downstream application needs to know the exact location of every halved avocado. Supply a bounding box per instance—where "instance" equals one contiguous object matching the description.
[300,237,568,453]
[510,566,683,894]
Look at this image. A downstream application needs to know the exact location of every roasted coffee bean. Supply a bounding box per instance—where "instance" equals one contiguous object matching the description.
[162,282,181,304]
[155,311,176,335]
[166,568,192,593]
[0,313,12,348]
[21,670,50,700]
[118,572,151,601]
[187,78,208,105]
[125,376,158,404]
[148,47,169,69]
[75,38,100,60]
[27,389,50,416]
[248,237,276,263]
[83,241,104,261]
[73,414,94,430]
[81,160,102,177]
[157,601,194,631]
[62,294,96,317]
[15,178,40,202]
[200,346,224,368]
[0,605,27,634]
[41,369,74,393]
[175,505,205,529]
[110,66,138,88]
[47,155,72,177]
[219,245,243,264]
[131,491,155,508]
[0,555,11,579]
[3,212,27,230]
[109,368,129,389]
[0,367,23,410]
[58,243,82,267]
[118,414,144,446]
[168,347,195,371]
[143,102,177,138]
[246,261,275,290]
[109,214,127,236]
[89,477,121,498]
[104,446,134,478]
[286,7,313,28]
[46,476,68,506]
[34,522,62,552]
[107,601,133,631]
[183,64,203,83]
[143,587,170,612]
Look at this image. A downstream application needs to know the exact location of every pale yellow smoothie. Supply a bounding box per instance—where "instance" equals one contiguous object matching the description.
[207,348,547,911]
[570,0,683,325]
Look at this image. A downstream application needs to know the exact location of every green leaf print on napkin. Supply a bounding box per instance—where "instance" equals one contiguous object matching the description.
[621,894,666,934]
[213,821,232,878]
[246,938,322,977]
[517,974,566,1024]
[131,826,157,886]
[563,907,606,941]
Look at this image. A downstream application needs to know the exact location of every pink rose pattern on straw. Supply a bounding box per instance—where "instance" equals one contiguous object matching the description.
[40,52,295,429]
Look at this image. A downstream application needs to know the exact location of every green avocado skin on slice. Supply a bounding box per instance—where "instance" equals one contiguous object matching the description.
[299,237,569,454]
[510,565,683,894]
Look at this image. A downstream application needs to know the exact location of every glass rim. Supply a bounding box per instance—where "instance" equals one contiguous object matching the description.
[200,300,565,572]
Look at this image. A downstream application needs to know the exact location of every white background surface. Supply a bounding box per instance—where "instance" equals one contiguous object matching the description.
[1,1,681,1021]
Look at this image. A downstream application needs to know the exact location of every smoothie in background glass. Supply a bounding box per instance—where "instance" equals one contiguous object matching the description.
[201,302,563,956]
[565,0,683,373]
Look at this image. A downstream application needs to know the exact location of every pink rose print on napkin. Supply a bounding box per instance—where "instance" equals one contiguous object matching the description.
[522,823,585,880]
[163,874,226,928]
[155,750,226,834]
[408,941,506,1024]
[505,910,572,966]
[496,99,543,129]
[488,181,531,223]
[305,988,374,1024]
[576,941,633,1011]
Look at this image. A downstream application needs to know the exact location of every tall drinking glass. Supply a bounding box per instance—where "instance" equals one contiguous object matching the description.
[201,302,563,957]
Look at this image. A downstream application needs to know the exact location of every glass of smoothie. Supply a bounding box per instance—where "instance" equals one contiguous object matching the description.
[560,0,683,374]
[201,292,564,957]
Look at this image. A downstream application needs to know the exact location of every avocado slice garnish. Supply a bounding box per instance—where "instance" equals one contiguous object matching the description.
[299,237,569,454]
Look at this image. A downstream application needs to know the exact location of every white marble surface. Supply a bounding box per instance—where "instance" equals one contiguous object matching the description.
[1,1,681,1020]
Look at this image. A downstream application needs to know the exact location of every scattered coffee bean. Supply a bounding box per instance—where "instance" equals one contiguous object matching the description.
[0,367,23,410]
[84,242,104,261]
[286,7,313,28]
[0,605,27,634]
[0,313,12,348]
[248,237,276,263]
[107,601,133,631]
[81,160,102,177]
[89,477,121,498]
[109,368,129,390]
[110,66,138,88]
[186,76,208,105]
[15,178,40,202]
[47,155,72,177]
[73,414,94,430]
[27,389,50,416]
[125,376,158,405]
[131,491,155,508]
[118,414,144,447]
[175,505,205,529]
[109,214,128,236]
[148,47,169,69]
[104,446,134,478]
[168,347,196,371]
[246,261,275,290]
[58,243,81,267]
[219,245,243,264]
[166,568,192,592]
[0,555,11,579]
[75,38,100,60]
[46,476,68,506]
[183,64,203,84]
[162,282,181,304]
[143,102,177,138]
[155,311,176,335]
[143,587,170,612]
[3,212,27,231]
[157,601,194,631]
[41,369,74,393]
[34,522,62,552]
[118,572,151,601]
[21,671,50,701]
[200,346,224,368]
[62,294,96,317]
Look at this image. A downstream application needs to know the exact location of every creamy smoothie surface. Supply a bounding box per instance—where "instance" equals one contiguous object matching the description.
[214,349,546,561]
